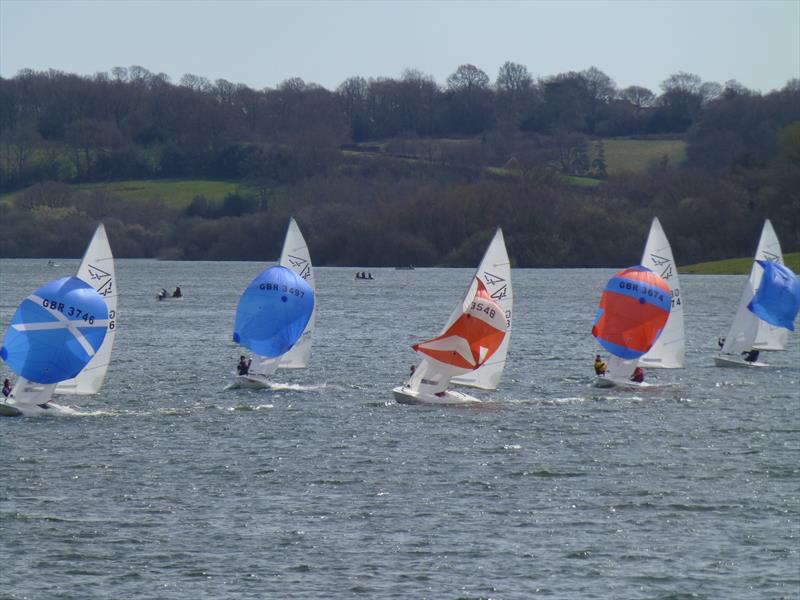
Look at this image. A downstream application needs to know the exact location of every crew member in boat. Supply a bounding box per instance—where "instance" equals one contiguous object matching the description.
[172,286,182,298]
[742,349,760,363]
[237,355,252,376]
[630,367,645,383]
[594,355,607,376]
[717,337,725,349]
[2,379,12,398]
[158,288,168,300]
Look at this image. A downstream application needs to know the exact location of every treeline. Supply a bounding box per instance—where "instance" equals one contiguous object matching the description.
[0,64,797,266]
[1,151,797,267]
[1,65,798,190]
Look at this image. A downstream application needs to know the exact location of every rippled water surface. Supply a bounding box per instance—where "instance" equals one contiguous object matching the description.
[1,260,798,599]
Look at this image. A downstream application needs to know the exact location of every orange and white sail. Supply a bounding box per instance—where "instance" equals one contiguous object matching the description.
[412,279,508,377]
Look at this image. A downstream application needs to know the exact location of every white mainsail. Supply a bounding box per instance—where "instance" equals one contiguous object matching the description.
[449,229,513,390]
[718,220,785,358]
[277,218,315,368]
[750,220,788,350]
[639,217,685,368]
[55,224,117,395]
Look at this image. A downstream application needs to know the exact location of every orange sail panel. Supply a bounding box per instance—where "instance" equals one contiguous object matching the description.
[413,279,507,372]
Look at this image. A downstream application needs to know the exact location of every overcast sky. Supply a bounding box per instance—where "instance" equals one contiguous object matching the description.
[1,0,798,94]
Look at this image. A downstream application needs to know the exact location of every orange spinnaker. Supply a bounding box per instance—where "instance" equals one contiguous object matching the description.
[413,279,508,372]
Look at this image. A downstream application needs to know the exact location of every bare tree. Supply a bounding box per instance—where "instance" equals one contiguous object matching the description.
[447,64,490,91]
[618,85,656,108]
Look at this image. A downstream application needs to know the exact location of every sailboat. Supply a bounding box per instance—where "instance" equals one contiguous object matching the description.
[715,220,798,367]
[592,266,672,388]
[638,217,685,369]
[229,218,315,388]
[393,228,512,405]
[0,224,117,417]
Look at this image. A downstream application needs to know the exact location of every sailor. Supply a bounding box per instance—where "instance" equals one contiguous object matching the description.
[172,286,182,298]
[2,378,12,398]
[594,355,607,376]
[718,337,726,349]
[742,349,760,363]
[237,355,252,376]
[158,288,167,300]
[630,367,645,383]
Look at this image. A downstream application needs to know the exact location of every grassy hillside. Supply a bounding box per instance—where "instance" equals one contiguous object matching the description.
[595,138,687,174]
[0,179,239,209]
[681,252,800,275]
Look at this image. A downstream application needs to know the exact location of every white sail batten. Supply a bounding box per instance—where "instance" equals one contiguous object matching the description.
[277,218,315,369]
[55,224,117,395]
[639,217,685,368]
[450,229,513,390]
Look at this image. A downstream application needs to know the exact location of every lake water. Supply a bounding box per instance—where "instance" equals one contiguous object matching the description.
[1,260,798,599]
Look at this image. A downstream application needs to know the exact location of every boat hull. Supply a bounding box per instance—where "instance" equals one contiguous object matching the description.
[0,400,78,417]
[226,374,272,390]
[713,356,769,368]
[591,376,652,389]
[392,386,481,405]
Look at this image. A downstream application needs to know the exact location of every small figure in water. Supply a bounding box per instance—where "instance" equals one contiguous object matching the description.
[158,288,168,300]
[742,349,760,363]
[630,367,645,383]
[367,272,374,279]
[718,337,726,349]
[172,286,182,298]
[237,355,252,376]
[594,354,607,376]
[2,378,12,398]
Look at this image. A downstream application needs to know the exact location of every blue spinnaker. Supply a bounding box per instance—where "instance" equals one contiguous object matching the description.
[233,265,315,358]
[748,261,800,331]
[0,276,109,384]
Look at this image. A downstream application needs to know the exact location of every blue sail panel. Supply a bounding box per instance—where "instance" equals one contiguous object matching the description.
[748,261,800,331]
[0,276,109,384]
[233,266,315,358]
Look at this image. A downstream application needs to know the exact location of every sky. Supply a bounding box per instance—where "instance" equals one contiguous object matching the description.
[1,0,798,94]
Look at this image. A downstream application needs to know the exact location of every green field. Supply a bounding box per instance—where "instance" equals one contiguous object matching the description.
[0,179,239,209]
[681,252,800,275]
[596,138,687,174]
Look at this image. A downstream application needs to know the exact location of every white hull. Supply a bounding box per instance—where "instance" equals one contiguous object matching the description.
[392,385,480,405]
[591,376,653,389]
[0,399,79,417]
[713,356,769,368]
[226,374,272,390]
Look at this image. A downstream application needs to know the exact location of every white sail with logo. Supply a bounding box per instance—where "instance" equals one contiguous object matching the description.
[277,218,315,369]
[55,224,117,394]
[639,217,685,368]
[450,229,513,389]
[750,220,788,350]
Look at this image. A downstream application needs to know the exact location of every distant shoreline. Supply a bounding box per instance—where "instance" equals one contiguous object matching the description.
[681,252,800,275]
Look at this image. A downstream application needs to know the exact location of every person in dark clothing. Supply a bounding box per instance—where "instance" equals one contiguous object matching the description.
[172,286,182,298]
[742,349,760,363]
[237,356,252,376]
